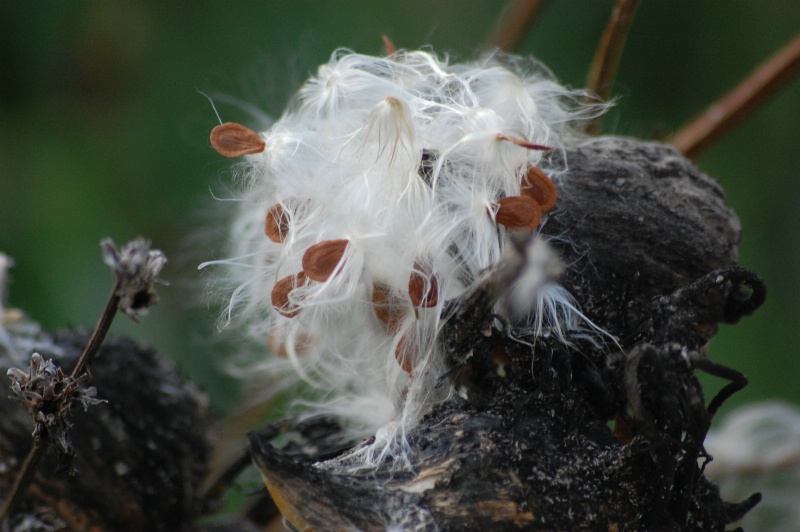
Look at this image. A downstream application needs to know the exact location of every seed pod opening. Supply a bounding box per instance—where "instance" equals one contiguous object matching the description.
[493,195,542,232]
[265,203,291,243]
[302,239,349,282]
[408,259,439,308]
[210,122,266,158]
[521,166,558,212]
[271,272,309,318]
[371,283,409,333]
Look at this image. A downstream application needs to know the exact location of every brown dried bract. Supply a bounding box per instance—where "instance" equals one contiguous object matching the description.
[493,196,542,231]
[521,166,558,212]
[265,203,291,243]
[408,259,439,308]
[371,283,409,332]
[302,239,349,282]
[271,272,309,318]
[210,122,266,158]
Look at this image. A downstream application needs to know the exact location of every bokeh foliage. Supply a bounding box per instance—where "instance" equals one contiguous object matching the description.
[0,1,798,414]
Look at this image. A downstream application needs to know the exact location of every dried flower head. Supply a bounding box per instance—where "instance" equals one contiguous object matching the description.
[7,353,104,466]
[101,237,166,322]
[203,48,608,463]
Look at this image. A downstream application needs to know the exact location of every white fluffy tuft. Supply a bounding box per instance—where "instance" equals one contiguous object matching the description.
[205,48,609,466]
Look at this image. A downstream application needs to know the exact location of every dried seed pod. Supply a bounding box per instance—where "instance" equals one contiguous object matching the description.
[493,196,542,232]
[371,283,409,332]
[265,203,291,243]
[521,166,558,212]
[271,272,308,318]
[209,122,266,158]
[408,259,439,308]
[302,239,349,282]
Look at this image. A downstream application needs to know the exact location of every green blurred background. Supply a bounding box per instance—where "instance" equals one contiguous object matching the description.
[1,1,798,415]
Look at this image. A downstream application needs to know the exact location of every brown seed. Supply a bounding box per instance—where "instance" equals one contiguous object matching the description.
[269,329,314,358]
[209,122,266,158]
[394,332,415,374]
[302,239,349,282]
[408,259,439,308]
[371,283,408,332]
[265,203,290,243]
[493,195,542,232]
[521,166,558,212]
[496,133,550,151]
[271,272,308,318]
[382,34,397,56]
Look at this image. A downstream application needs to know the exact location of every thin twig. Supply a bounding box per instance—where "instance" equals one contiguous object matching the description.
[670,32,800,159]
[584,0,641,134]
[0,437,47,520]
[71,282,121,379]
[485,0,549,52]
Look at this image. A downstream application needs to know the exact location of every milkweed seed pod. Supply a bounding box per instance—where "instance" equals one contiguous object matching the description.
[203,49,608,463]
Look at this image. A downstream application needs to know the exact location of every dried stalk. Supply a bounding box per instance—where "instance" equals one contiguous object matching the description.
[0,238,164,523]
[485,0,549,52]
[584,0,641,134]
[670,32,800,159]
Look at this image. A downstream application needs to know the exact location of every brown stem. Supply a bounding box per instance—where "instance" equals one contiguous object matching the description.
[670,32,800,159]
[485,0,549,52]
[0,436,47,521]
[71,281,120,379]
[584,0,641,134]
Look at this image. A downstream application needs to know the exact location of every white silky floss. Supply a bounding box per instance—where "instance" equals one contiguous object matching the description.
[203,48,607,466]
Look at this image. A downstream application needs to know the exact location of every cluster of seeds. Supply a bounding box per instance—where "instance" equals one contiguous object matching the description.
[206,48,602,443]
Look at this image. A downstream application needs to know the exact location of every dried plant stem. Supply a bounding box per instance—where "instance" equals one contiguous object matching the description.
[584,0,641,134]
[485,0,549,52]
[0,282,121,522]
[0,437,47,521]
[670,32,800,159]
[71,281,121,379]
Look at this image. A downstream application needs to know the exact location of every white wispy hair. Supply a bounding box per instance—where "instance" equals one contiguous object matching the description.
[203,48,608,466]
[705,401,800,531]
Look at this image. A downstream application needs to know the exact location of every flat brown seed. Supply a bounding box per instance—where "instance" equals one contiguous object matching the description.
[494,195,542,232]
[371,283,408,332]
[265,203,290,243]
[210,122,266,157]
[382,34,397,56]
[496,133,550,151]
[302,239,349,282]
[394,332,415,374]
[408,259,439,308]
[271,272,308,318]
[521,166,558,212]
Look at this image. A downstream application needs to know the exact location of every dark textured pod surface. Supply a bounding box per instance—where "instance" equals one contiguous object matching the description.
[543,136,741,340]
[246,137,762,531]
[0,331,212,532]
